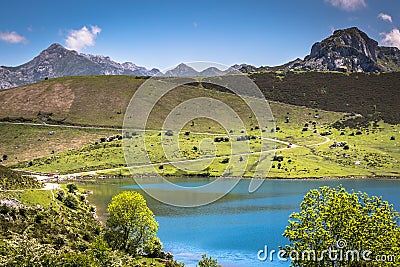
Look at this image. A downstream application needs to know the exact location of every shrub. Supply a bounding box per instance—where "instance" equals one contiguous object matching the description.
[56,190,66,201]
[66,183,78,194]
[221,158,229,164]
[144,237,163,257]
[64,195,79,209]
[273,155,284,162]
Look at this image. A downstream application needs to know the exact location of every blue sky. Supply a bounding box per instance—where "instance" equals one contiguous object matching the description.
[0,0,399,70]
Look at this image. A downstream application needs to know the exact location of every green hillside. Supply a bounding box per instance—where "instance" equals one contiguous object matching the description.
[0,165,42,190]
[0,74,399,178]
[1,72,399,127]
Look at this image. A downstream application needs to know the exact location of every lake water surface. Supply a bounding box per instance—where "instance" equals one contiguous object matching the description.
[80,178,400,267]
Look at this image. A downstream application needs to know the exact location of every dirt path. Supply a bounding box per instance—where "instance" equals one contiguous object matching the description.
[307,135,331,147]
[4,121,329,178]
[59,136,306,178]
[39,183,60,190]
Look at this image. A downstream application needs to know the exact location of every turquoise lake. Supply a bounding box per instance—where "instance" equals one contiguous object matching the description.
[81,178,400,267]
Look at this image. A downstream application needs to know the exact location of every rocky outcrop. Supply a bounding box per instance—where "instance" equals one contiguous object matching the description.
[286,27,400,72]
[236,27,400,74]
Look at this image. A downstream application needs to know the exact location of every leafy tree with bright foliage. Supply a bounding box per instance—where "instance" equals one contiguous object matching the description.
[283,186,400,266]
[104,191,159,256]
[197,254,222,267]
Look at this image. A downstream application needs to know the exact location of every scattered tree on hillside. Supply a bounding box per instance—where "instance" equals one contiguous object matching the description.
[66,183,78,194]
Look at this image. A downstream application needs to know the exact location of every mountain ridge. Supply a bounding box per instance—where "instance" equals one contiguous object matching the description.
[1,27,400,89]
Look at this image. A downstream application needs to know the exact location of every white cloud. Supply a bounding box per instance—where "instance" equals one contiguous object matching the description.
[0,31,27,44]
[65,25,101,51]
[325,0,367,11]
[378,13,392,23]
[381,28,400,48]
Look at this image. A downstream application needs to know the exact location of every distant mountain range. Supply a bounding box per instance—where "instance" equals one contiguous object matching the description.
[1,27,400,90]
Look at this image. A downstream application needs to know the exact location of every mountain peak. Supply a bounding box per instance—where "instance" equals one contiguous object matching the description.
[164,63,198,76]
[47,43,65,49]
[333,26,363,35]
[285,27,400,72]
[39,43,77,59]
[0,43,161,89]
[44,43,70,52]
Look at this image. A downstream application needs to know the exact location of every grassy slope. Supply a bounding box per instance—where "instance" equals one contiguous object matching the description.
[12,104,399,178]
[1,74,399,178]
[0,165,42,190]
[1,72,399,127]
[0,124,118,165]
[251,71,400,124]
[0,76,143,127]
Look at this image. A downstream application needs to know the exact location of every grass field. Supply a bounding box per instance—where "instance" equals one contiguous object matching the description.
[9,103,399,178]
[0,189,54,208]
[0,123,118,165]
[270,121,400,178]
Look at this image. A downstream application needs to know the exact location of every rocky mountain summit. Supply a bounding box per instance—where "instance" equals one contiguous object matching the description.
[238,27,400,73]
[293,27,400,72]
[0,43,161,89]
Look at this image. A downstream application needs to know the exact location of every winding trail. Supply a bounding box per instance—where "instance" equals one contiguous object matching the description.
[58,135,328,179]
[2,121,330,179]
[307,135,331,147]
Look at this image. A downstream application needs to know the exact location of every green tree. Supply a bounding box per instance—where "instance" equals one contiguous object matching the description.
[104,191,158,256]
[283,186,400,266]
[66,183,78,193]
[197,254,222,267]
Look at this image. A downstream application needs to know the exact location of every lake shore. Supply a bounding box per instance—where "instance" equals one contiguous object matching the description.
[66,174,400,184]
